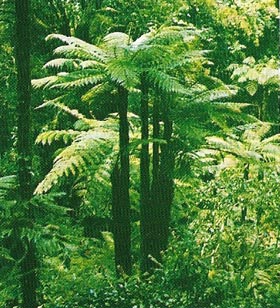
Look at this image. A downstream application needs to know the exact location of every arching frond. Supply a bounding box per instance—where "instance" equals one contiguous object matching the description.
[191,85,238,104]
[130,31,155,50]
[261,133,280,145]
[50,70,106,89]
[103,32,131,48]
[34,129,117,195]
[149,26,197,46]
[37,100,96,127]
[107,57,139,89]
[32,76,59,89]
[79,60,106,69]
[166,49,207,70]
[261,144,280,162]
[132,45,174,68]
[242,122,270,143]
[206,136,246,158]
[43,58,80,70]
[46,34,90,46]
[146,70,186,94]
[81,83,112,103]
[198,120,280,176]
[53,45,98,60]
[35,130,80,146]
[47,34,107,61]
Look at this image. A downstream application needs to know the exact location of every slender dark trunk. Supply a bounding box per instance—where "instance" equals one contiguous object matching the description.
[150,95,174,264]
[15,1,38,307]
[111,87,132,276]
[140,92,175,273]
[140,75,153,273]
[148,95,162,269]
[0,97,9,156]
[156,96,174,253]
[152,96,160,183]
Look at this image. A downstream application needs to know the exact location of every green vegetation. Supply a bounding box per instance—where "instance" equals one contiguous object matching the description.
[0,0,279,307]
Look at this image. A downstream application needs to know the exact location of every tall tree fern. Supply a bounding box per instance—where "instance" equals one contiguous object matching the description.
[33,32,137,275]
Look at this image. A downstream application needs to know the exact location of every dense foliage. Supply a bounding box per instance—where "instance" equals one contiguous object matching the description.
[0,0,279,307]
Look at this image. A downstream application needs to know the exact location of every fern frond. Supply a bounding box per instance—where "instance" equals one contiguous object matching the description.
[53,45,107,62]
[206,136,245,158]
[32,76,59,89]
[191,85,238,104]
[36,130,80,145]
[43,58,80,70]
[103,32,131,48]
[34,130,117,194]
[130,31,155,50]
[261,144,280,162]
[242,122,271,143]
[47,34,107,61]
[50,70,106,89]
[81,83,112,103]
[261,133,280,145]
[0,175,16,189]
[79,60,106,69]
[107,58,139,89]
[165,50,207,70]
[149,26,194,46]
[38,100,96,127]
[132,45,173,69]
[146,69,186,94]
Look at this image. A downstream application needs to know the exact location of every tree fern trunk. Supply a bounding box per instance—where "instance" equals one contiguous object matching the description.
[149,95,162,268]
[149,95,174,268]
[15,0,38,307]
[140,75,152,273]
[156,96,174,254]
[111,87,132,276]
[152,96,160,183]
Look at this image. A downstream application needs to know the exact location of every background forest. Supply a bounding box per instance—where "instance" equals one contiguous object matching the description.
[0,0,279,307]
